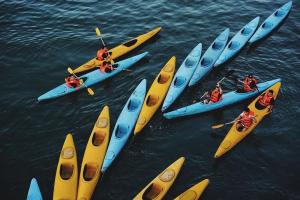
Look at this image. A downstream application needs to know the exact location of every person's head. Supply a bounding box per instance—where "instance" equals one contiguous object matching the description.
[248,74,253,79]
[244,107,250,114]
[267,89,274,96]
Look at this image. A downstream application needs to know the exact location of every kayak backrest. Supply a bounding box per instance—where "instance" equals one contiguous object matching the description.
[115,124,128,138]
[201,57,213,68]
[128,99,139,112]
[92,131,106,146]
[83,163,98,181]
[146,95,159,107]
[158,74,170,84]
[174,76,186,88]
[123,39,138,47]
[142,183,163,200]
[60,163,74,180]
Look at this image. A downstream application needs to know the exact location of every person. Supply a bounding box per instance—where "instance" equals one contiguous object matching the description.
[255,89,275,111]
[236,108,257,132]
[203,83,223,104]
[96,47,110,61]
[99,60,114,73]
[65,75,82,88]
[243,74,258,92]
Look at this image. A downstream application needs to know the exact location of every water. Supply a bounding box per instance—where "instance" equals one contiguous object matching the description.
[1,0,299,199]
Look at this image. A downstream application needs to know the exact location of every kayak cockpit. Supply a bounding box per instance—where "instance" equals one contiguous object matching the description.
[174,76,186,88]
[158,74,170,84]
[228,41,240,50]
[128,99,140,112]
[83,163,98,181]
[262,21,273,29]
[92,131,106,146]
[142,183,163,200]
[212,41,223,50]
[115,124,128,138]
[60,163,74,180]
[159,169,175,182]
[201,57,213,67]
[146,95,159,107]
[123,39,138,47]
[274,10,285,17]
[241,27,252,36]
[179,190,198,200]
[184,57,197,68]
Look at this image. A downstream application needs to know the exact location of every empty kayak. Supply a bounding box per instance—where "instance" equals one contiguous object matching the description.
[77,106,110,200]
[249,1,292,44]
[189,29,230,86]
[101,79,146,173]
[134,57,176,135]
[38,52,148,102]
[162,43,202,111]
[214,82,281,158]
[214,17,260,67]
[164,79,281,119]
[27,178,43,200]
[73,27,161,74]
[174,179,209,200]
[53,134,78,200]
[134,157,185,200]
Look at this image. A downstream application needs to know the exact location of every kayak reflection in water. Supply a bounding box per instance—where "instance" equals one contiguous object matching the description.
[255,89,275,112]
[65,75,82,88]
[236,108,257,132]
[203,83,223,104]
[243,74,258,92]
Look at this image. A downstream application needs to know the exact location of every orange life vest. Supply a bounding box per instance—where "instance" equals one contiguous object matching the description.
[96,48,110,61]
[210,88,222,103]
[65,76,81,88]
[99,62,113,73]
[243,77,257,92]
[240,110,254,128]
[258,92,273,107]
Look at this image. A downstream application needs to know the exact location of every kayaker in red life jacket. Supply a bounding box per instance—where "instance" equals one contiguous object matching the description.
[99,61,114,73]
[203,83,223,104]
[65,75,82,88]
[243,74,258,92]
[255,89,275,111]
[96,47,110,61]
[236,108,257,132]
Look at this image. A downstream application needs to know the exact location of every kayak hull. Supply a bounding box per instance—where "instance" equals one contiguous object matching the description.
[27,178,43,200]
[174,178,209,200]
[164,79,281,119]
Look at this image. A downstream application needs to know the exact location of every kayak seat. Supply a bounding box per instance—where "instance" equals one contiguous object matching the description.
[115,124,128,138]
[128,99,140,112]
[60,163,74,180]
[228,41,240,50]
[123,39,138,47]
[146,95,159,107]
[262,21,273,29]
[142,183,163,200]
[83,163,98,181]
[212,41,223,50]
[158,74,170,84]
[201,57,212,67]
[185,57,197,68]
[274,10,284,17]
[241,27,252,36]
[173,76,186,88]
[92,131,106,146]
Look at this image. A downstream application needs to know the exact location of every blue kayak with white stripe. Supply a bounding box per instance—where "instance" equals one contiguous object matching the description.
[163,78,281,119]
[249,1,292,44]
[37,52,148,101]
[101,79,146,173]
[214,17,260,67]
[162,43,202,111]
[189,29,230,86]
[26,178,43,200]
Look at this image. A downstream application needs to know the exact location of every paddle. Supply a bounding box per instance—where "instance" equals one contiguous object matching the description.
[67,67,95,96]
[236,79,260,92]
[95,27,106,47]
[211,120,237,129]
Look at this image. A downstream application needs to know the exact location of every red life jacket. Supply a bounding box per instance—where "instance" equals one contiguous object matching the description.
[65,76,81,88]
[210,88,221,103]
[258,93,273,107]
[240,110,254,128]
[99,62,113,73]
[96,48,110,61]
[243,77,257,92]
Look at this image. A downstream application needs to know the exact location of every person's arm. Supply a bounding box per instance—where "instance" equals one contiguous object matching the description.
[268,98,275,111]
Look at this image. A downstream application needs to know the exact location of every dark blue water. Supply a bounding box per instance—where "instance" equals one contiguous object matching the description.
[1,0,299,199]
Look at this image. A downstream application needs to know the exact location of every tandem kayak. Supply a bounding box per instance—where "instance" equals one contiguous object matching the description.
[101,79,146,173]
[174,179,209,200]
[189,28,230,86]
[27,178,43,200]
[162,43,202,111]
[214,81,281,158]
[249,1,292,44]
[53,134,78,200]
[163,78,281,119]
[73,27,161,74]
[214,17,260,67]
[38,52,148,102]
[133,157,185,200]
[134,57,176,135]
[77,106,110,200]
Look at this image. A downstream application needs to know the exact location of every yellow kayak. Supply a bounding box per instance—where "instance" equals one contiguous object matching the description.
[73,27,161,74]
[53,134,78,200]
[134,157,185,200]
[134,57,176,135]
[214,82,281,158]
[77,106,110,200]
[174,179,209,200]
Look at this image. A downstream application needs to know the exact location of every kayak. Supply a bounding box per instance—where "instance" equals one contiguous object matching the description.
[53,134,78,200]
[162,43,202,111]
[214,17,260,67]
[164,78,281,119]
[174,179,209,200]
[133,157,185,200]
[77,106,110,200]
[38,52,148,102]
[189,29,230,86]
[249,1,292,44]
[27,178,43,200]
[73,27,161,74]
[101,79,146,173]
[214,81,281,158]
[134,57,176,135]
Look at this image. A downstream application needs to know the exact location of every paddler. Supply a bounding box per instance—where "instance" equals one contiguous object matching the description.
[203,83,223,104]
[236,108,257,132]
[243,74,258,92]
[65,75,82,88]
[99,60,115,73]
[96,46,111,61]
[255,89,275,111]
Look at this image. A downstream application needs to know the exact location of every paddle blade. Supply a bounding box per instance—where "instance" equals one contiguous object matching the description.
[87,88,95,96]
[211,124,224,129]
[67,67,74,75]
[95,27,101,36]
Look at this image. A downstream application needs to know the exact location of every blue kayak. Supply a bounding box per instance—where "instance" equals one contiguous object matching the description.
[26,178,43,200]
[101,79,146,173]
[38,52,148,101]
[249,1,293,44]
[189,29,230,86]
[214,17,260,67]
[163,78,281,119]
[162,43,202,111]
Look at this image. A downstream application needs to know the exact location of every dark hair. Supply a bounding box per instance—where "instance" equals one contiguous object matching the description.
[269,90,274,94]
[248,74,253,78]
[245,107,250,112]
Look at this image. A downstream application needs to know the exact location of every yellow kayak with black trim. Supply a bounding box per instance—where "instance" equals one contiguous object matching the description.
[77,106,110,200]
[134,57,176,135]
[214,82,281,158]
[174,179,209,200]
[73,27,161,74]
[134,157,185,200]
[53,134,78,200]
